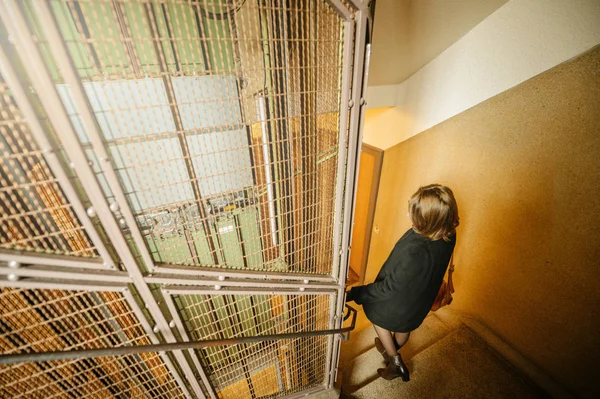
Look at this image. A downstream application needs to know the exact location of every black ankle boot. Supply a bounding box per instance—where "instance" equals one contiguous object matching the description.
[377,354,410,381]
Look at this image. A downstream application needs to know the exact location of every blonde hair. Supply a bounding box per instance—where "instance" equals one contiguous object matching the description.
[409,184,459,241]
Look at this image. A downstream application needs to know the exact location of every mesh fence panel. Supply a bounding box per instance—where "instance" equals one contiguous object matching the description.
[1,1,355,397]
[0,77,98,257]
[173,292,330,398]
[30,0,346,275]
[2,355,186,399]
[0,287,187,399]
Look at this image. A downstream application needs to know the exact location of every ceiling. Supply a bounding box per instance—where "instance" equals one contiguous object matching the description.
[368,0,508,87]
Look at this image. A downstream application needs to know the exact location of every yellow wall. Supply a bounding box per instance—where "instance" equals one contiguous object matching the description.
[366,46,600,398]
[362,107,413,150]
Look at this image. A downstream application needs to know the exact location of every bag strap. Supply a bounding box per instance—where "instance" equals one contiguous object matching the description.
[447,253,455,295]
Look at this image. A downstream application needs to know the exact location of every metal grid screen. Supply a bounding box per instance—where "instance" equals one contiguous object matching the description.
[1,1,360,398]
[0,77,97,258]
[173,292,331,398]
[31,0,346,275]
[0,286,187,398]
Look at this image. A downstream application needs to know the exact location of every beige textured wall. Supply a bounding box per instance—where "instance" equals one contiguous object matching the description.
[365,46,600,398]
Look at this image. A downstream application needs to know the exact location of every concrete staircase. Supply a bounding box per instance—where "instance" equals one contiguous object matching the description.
[337,309,567,398]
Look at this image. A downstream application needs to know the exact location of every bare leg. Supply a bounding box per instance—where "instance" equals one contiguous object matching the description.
[394,331,411,348]
[373,324,397,357]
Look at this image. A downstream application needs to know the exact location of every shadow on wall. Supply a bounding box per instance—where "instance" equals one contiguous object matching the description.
[365,45,600,399]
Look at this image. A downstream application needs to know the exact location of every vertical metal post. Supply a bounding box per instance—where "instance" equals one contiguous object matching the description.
[326,18,355,388]
[0,43,115,269]
[0,1,205,397]
[337,10,369,315]
[324,290,340,388]
[330,21,355,285]
[328,9,369,388]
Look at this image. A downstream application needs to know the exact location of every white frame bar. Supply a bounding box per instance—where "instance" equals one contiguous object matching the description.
[163,286,337,296]
[337,11,368,320]
[0,249,104,269]
[145,274,338,291]
[337,14,371,317]
[1,2,206,397]
[324,288,339,388]
[152,263,336,282]
[0,277,127,292]
[0,264,131,283]
[330,21,355,283]
[326,17,357,389]
[0,41,115,269]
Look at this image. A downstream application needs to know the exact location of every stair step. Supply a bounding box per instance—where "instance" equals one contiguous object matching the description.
[400,313,452,359]
[341,343,387,389]
[348,326,550,399]
[339,324,377,366]
[340,313,452,392]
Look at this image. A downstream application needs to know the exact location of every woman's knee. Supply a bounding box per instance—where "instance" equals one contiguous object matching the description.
[394,331,410,347]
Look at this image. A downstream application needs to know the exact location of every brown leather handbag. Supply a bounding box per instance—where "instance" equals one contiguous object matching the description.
[431,254,455,312]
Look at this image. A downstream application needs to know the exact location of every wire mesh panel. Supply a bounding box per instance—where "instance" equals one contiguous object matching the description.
[2,355,186,399]
[0,76,98,258]
[1,0,360,397]
[0,287,187,398]
[28,0,347,276]
[207,336,329,399]
[171,292,331,398]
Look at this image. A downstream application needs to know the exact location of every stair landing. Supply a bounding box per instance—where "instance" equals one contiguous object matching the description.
[339,312,550,398]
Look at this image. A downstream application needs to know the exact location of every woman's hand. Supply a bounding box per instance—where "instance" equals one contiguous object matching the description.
[345,289,355,303]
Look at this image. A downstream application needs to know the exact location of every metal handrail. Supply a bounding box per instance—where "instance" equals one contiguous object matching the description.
[0,304,357,365]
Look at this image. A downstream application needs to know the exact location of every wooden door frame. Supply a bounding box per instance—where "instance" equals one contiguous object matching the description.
[356,143,383,285]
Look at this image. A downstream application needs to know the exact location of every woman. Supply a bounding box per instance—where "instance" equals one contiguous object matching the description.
[346,184,459,381]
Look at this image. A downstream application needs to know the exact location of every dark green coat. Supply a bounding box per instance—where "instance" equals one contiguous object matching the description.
[348,228,455,332]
